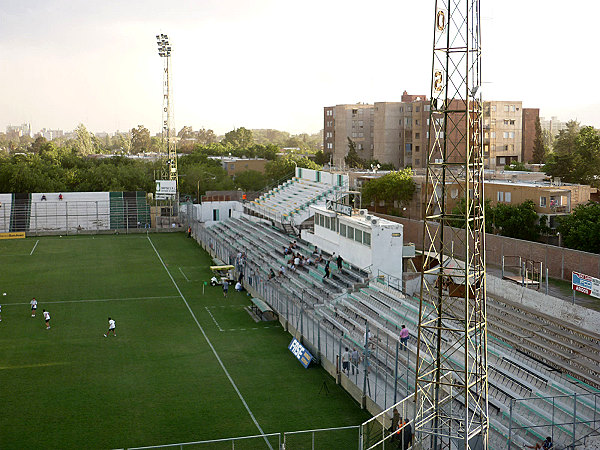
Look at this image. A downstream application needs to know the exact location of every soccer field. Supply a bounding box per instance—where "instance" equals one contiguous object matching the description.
[0,233,370,449]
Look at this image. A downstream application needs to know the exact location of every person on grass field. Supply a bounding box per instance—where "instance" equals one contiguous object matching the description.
[43,309,50,329]
[30,297,37,317]
[104,317,116,337]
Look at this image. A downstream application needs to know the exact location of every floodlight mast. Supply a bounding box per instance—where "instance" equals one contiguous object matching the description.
[413,0,488,449]
[156,34,178,190]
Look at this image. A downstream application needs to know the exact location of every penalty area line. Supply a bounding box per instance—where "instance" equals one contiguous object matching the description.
[204,307,223,331]
[146,236,272,450]
[30,240,39,255]
[178,267,190,282]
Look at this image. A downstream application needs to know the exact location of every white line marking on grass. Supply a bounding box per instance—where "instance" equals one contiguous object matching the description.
[0,362,68,370]
[30,240,39,255]
[5,295,179,306]
[205,307,224,331]
[178,267,190,282]
[146,236,272,450]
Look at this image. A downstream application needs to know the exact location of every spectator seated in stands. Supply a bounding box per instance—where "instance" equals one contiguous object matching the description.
[41,194,47,201]
[525,437,553,449]
[235,281,243,292]
[290,240,297,249]
[269,268,276,280]
[58,193,63,200]
[283,246,291,256]
[278,265,286,276]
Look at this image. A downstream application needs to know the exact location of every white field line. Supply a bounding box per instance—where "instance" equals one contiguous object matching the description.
[4,296,179,306]
[204,307,224,331]
[178,267,190,282]
[146,236,272,449]
[30,240,39,255]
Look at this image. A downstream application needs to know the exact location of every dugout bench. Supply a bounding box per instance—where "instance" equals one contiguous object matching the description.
[250,297,277,321]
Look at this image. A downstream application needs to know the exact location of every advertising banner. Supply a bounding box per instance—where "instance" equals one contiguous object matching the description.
[288,338,313,369]
[572,271,600,299]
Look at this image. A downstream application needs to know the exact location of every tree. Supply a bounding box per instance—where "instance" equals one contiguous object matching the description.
[345,138,364,168]
[234,170,268,191]
[493,200,541,241]
[222,127,254,149]
[265,155,321,183]
[115,132,132,154]
[361,169,416,212]
[314,150,330,166]
[196,128,217,146]
[504,161,530,171]
[131,125,151,154]
[74,123,94,156]
[450,198,494,233]
[556,202,600,253]
[531,116,546,164]
[544,122,600,187]
[30,136,48,154]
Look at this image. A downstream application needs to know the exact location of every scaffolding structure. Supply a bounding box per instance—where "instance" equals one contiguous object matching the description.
[414,0,489,448]
[156,33,178,188]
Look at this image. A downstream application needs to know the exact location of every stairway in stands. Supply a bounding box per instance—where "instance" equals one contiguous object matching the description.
[9,193,31,232]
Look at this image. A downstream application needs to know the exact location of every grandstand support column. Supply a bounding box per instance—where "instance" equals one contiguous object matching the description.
[414,0,488,449]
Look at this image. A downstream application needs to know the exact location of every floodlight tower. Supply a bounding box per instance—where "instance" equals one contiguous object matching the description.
[156,33,178,188]
[414,0,488,449]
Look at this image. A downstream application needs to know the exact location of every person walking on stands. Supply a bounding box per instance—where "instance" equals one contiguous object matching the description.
[187,226,192,238]
[399,325,409,350]
[525,437,553,449]
[341,347,350,374]
[323,260,331,280]
[104,317,116,337]
[336,253,343,271]
[351,348,359,375]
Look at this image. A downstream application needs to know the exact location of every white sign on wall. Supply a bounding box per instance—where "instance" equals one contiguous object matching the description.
[572,271,600,299]
[156,180,176,196]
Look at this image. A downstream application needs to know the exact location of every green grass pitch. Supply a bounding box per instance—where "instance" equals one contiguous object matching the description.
[0,233,370,449]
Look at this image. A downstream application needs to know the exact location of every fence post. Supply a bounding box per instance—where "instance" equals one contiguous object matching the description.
[394,340,399,404]
[508,398,513,448]
[65,201,69,235]
[546,267,549,295]
[572,393,577,449]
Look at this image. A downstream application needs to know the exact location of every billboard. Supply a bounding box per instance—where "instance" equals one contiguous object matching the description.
[288,338,313,369]
[572,271,600,299]
[156,180,177,195]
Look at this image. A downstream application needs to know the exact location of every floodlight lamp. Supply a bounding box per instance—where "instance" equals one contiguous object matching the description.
[471,85,481,97]
[156,35,160,40]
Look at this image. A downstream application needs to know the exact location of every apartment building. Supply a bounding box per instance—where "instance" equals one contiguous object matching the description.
[324,103,374,168]
[325,94,537,171]
[540,116,568,137]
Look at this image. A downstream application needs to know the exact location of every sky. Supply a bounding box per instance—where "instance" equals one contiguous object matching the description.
[0,0,597,136]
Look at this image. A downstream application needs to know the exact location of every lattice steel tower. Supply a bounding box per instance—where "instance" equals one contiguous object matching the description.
[156,34,178,187]
[414,0,488,448]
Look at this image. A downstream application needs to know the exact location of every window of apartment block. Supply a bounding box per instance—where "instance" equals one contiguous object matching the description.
[491,119,496,126]
[484,132,489,139]
[347,226,354,240]
[504,119,510,125]
[491,105,496,112]
[415,145,420,152]
[405,143,412,153]
[499,157,506,165]
[407,106,412,112]
[415,132,420,139]
[359,132,364,138]
[354,229,363,243]
[426,131,430,138]
[359,120,364,127]
[509,132,515,138]
[327,143,333,149]
[510,120,515,125]
[324,216,331,229]
[330,217,337,231]
[340,223,346,237]
[399,107,404,112]
[503,132,509,139]
[213,209,220,221]
[405,118,412,126]
[352,109,358,115]
[505,192,511,203]
[540,197,547,207]
[352,132,357,138]
[415,119,420,126]
[358,144,363,150]
[491,132,496,138]
[484,144,489,153]
[490,144,495,151]
[424,104,430,111]
[416,106,420,112]
[363,232,371,246]
[497,191,504,202]
[504,105,509,112]
[510,105,515,112]
[415,158,420,166]
[359,109,363,114]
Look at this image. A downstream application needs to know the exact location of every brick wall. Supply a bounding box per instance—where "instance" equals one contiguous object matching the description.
[378,214,600,281]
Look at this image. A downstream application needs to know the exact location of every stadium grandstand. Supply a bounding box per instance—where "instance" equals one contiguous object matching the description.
[183,167,600,449]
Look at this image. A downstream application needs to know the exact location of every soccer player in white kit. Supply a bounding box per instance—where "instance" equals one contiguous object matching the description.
[30,297,37,317]
[104,317,116,337]
[43,309,50,329]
